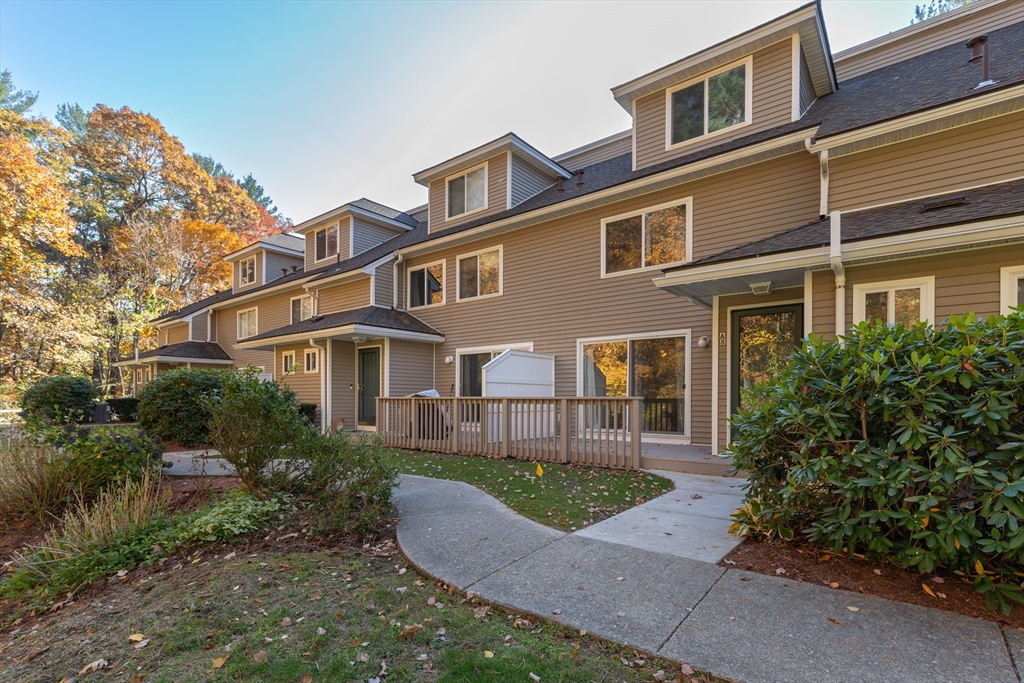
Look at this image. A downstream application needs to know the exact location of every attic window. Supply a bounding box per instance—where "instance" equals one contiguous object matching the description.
[447,164,487,219]
[314,225,339,261]
[667,57,751,147]
[921,194,967,211]
[239,256,256,286]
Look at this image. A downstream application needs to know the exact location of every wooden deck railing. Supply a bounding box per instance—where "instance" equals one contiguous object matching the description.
[377,396,643,469]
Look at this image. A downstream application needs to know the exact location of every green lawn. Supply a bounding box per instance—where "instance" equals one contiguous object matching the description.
[385,450,673,529]
[3,550,717,682]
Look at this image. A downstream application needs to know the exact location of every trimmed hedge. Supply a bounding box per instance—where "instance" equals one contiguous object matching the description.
[730,312,1024,613]
[137,368,226,447]
[20,375,98,424]
[107,397,140,422]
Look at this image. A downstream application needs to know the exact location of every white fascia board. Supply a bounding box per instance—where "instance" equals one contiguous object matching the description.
[235,324,443,350]
[653,248,829,289]
[398,128,816,259]
[610,3,820,110]
[552,129,632,163]
[224,242,303,263]
[292,205,353,235]
[809,86,1024,157]
[360,254,396,275]
[351,325,444,343]
[413,134,569,186]
[113,358,155,368]
[140,356,232,365]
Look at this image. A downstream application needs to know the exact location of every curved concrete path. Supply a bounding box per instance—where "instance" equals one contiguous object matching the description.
[395,474,1021,683]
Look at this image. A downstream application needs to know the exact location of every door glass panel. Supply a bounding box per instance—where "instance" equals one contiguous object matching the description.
[581,342,627,397]
[459,352,491,397]
[734,307,801,412]
[632,337,685,434]
[358,348,380,425]
[864,292,888,324]
[894,288,921,326]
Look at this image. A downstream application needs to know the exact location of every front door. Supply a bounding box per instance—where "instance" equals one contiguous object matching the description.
[358,347,381,426]
[730,304,803,414]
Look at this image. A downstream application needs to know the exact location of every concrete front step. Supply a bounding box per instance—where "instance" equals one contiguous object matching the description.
[641,451,745,478]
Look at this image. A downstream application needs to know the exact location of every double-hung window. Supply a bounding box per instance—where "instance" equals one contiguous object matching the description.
[580,332,689,435]
[447,164,487,219]
[602,198,691,275]
[667,57,751,147]
[304,348,319,374]
[291,294,314,324]
[237,308,258,339]
[409,261,445,308]
[853,277,934,326]
[281,351,296,376]
[314,224,339,262]
[239,256,256,286]
[457,247,501,301]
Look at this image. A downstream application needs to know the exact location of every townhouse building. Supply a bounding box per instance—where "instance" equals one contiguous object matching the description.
[120,0,1024,471]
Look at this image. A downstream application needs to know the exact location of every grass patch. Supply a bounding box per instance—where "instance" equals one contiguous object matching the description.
[386,451,673,528]
[2,549,718,682]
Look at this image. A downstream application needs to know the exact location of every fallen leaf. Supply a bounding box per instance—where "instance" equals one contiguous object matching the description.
[301,675,313,683]
[254,651,268,664]
[133,639,150,649]
[680,663,695,675]
[975,560,985,575]
[79,659,109,675]
[355,652,369,662]
[484,650,494,659]
[872,569,882,576]
[775,568,786,575]
[131,676,146,683]
[826,616,849,627]
[281,617,292,627]
[212,656,227,668]
[818,555,832,563]
[25,646,49,662]
[427,597,435,606]
[128,633,146,642]
[513,618,532,629]
[399,623,424,639]
[579,629,587,636]
[552,609,561,615]
[922,583,937,598]
[654,671,667,682]
[529,673,540,682]
[398,567,407,575]
[617,612,626,617]
[474,605,490,619]
[846,606,860,612]
[829,582,840,589]
[317,627,326,635]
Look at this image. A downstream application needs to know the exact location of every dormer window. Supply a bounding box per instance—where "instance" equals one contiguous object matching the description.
[239,256,256,286]
[314,224,339,262]
[667,57,751,147]
[446,164,487,219]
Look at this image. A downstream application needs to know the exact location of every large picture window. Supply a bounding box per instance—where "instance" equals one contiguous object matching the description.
[602,198,691,275]
[314,224,339,262]
[580,333,688,435]
[408,261,445,308]
[447,164,487,219]
[457,247,502,301]
[237,308,258,340]
[853,277,934,326]
[667,58,751,147]
[239,256,256,286]
[291,295,314,324]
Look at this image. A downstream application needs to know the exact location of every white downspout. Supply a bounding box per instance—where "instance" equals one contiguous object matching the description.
[830,210,845,341]
[309,338,328,432]
[393,253,404,309]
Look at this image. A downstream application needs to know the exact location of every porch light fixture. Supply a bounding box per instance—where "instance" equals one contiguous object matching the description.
[444,355,454,364]
[351,336,367,344]
[749,281,773,295]
[697,336,710,348]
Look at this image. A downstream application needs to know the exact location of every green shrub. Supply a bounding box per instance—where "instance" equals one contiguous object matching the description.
[20,375,98,424]
[730,312,1024,613]
[174,489,285,546]
[298,403,317,424]
[107,397,140,422]
[137,368,226,447]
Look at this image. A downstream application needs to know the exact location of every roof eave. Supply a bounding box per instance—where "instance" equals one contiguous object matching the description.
[412,133,570,186]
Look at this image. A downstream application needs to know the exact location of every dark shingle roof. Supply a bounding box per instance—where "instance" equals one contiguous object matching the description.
[669,179,1024,271]
[350,198,422,227]
[261,232,305,251]
[137,341,233,362]
[244,306,441,342]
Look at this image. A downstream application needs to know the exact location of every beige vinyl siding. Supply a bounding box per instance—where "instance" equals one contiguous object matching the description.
[372,258,395,307]
[829,112,1024,211]
[427,154,509,231]
[233,252,263,291]
[313,278,372,315]
[356,339,386,425]
[352,217,402,256]
[215,288,301,371]
[388,339,435,396]
[555,134,632,170]
[277,342,323,425]
[265,251,303,284]
[798,46,816,115]
[304,218,351,270]
[331,340,357,429]
[509,155,555,206]
[634,39,794,170]
[811,269,837,339]
[833,0,1024,82]
[166,323,189,345]
[190,312,208,342]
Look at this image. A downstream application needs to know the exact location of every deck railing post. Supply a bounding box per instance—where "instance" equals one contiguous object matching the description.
[502,398,511,458]
[559,398,569,463]
[411,398,420,451]
[630,398,642,470]
[451,398,460,454]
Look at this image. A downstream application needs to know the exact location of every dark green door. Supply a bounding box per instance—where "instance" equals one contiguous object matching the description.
[730,304,803,415]
[358,347,380,426]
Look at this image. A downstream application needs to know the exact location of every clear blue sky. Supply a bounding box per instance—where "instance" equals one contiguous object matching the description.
[0,0,924,223]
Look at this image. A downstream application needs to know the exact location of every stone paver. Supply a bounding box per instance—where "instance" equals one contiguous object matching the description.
[1004,627,1024,677]
[471,533,723,653]
[661,569,1017,683]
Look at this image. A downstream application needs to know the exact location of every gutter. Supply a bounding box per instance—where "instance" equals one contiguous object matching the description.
[393,253,404,308]
[830,211,845,340]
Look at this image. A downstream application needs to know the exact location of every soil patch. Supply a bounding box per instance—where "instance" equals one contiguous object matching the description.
[722,538,1024,629]
[0,519,47,567]
[162,474,242,514]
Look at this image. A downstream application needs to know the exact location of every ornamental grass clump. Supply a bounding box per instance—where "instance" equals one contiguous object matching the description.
[730,311,1024,613]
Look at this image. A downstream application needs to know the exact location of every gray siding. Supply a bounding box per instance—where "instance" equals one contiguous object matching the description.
[428,153,509,232]
[304,218,351,270]
[510,155,555,207]
[554,133,632,170]
[265,251,304,284]
[353,217,403,256]
[191,311,208,342]
[330,340,357,429]
[372,258,395,307]
[388,339,436,396]
[798,46,815,116]
[233,251,263,292]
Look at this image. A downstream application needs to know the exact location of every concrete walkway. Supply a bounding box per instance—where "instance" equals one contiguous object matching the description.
[395,474,1021,683]
[162,450,233,476]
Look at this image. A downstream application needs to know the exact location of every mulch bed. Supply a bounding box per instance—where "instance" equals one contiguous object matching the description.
[722,538,1024,629]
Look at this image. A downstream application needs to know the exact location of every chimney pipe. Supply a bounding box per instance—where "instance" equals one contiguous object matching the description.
[282,268,288,277]
[291,265,298,272]
[966,35,993,87]
[575,169,584,187]
[556,176,564,193]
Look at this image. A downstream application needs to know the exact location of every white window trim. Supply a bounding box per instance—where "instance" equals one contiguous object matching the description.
[1000,265,1024,315]
[664,55,753,151]
[239,256,257,286]
[280,351,296,378]
[407,259,447,309]
[237,307,258,340]
[575,329,692,443]
[455,245,504,303]
[304,348,320,374]
[444,162,489,222]
[455,341,533,397]
[313,223,340,264]
[290,294,315,324]
[852,276,935,325]
[600,197,693,278]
